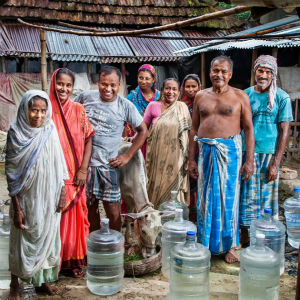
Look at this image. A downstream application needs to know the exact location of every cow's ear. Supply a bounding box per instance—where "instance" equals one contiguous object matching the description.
[122,213,142,220]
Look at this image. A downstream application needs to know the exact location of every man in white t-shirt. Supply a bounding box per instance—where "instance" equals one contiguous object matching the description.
[74,66,147,232]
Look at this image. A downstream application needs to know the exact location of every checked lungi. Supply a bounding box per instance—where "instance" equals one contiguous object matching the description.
[195,134,242,254]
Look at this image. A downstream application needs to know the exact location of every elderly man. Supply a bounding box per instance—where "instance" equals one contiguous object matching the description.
[74,66,147,232]
[189,56,254,263]
[240,55,293,244]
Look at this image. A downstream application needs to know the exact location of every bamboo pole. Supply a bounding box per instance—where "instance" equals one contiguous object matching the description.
[201,53,206,89]
[40,29,47,92]
[24,57,28,73]
[295,243,300,300]
[298,48,300,67]
[250,49,258,87]
[272,47,278,58]
[87,62,92,75]
[1,57,5,73]
[18,6,251,37]
[49,59,54,73]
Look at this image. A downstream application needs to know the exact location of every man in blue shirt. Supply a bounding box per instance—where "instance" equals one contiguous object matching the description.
[240,55,293,245]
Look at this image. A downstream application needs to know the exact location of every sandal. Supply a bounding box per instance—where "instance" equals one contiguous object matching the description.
[71,268,84,278]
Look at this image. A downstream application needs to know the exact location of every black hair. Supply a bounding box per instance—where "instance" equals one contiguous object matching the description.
[210,55,233,71]
[182,75,201,88]
[28,95,48,109]
[99,65,122,81]
[138,68,154,78]
[56,68,75,84]
[162,78,180,90]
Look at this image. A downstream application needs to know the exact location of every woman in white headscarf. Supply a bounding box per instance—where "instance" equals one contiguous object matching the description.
[5,90,68,300]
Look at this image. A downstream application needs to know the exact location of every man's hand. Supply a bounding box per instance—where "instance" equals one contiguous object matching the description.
[108,153,131,169]
[74,168,87,186]
[240,160,254,181]
[188,160,199,179]
[266,163,279,182]
[57,186,67,213]
[13,209,25,229]
[124,136,135,143]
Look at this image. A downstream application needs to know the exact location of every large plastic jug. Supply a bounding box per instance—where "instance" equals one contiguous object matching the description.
[0,214,10,282]
[239,233,280,300]
[250,208,285,275]
[158,191,189,224]
[161,208,197,279]
[169,231,211,300]
[284,186,300,248]
[86,218,124,295]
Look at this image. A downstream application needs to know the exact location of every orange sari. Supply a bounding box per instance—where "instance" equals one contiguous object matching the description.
[49,69,95,270]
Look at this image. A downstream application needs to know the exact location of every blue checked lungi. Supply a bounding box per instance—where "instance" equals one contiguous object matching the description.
[87,165,121,202]
[240,152,279,227]
[195,134,242,255]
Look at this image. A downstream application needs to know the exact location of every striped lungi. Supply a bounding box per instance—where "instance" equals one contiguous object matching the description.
[195,134,242,254]
[239,152,279,227]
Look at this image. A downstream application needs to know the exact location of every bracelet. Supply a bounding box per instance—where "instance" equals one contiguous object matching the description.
[78,168,87,174]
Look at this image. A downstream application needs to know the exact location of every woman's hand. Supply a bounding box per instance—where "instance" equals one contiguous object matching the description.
[124,136,135,143]
[74,168,87,186]
[56,186,67,213]
[13,209,25,229]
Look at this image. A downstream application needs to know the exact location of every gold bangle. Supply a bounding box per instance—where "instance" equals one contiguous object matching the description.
[78,169,87,174]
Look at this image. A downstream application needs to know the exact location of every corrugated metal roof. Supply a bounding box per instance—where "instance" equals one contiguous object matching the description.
[0,21,16,56]
[92,27,137,63]
[161,30,191,56]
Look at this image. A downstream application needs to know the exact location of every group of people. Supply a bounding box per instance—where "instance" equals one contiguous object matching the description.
[5,54,292,300]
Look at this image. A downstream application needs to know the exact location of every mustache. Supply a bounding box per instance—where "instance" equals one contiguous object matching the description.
[214,77,224,81]
[258,77,269,81]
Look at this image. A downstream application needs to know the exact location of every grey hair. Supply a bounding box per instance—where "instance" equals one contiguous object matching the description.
[210,55,233,71]
[28,95,48,109]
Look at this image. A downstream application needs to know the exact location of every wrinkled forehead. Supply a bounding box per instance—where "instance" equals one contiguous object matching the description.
[211,60,231,71]
[99,71,120,84]
[256,65,273,73]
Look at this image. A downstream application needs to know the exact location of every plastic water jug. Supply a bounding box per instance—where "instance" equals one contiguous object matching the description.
[239,233,280,300]
[86,218,124,295]
[0,214,10,281]
[169,231,211,300]
[158,191,189,224]
[284,186,300,248]
[161,208,197,279]
[250,208,285,275]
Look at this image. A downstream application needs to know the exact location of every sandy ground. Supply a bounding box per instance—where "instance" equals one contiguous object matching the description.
[0,162,298,299]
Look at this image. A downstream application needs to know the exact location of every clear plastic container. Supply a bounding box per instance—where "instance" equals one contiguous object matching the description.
[161,208,197,279]
[169,231,211,300]
[86,218,124,296]
[250,208,286,275]
[239,234,280,300]
[158,191,189,224]
[284,186,300,248]
[0,214,10,281]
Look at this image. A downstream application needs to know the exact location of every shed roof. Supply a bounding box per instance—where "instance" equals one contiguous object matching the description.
[0,0,242,29]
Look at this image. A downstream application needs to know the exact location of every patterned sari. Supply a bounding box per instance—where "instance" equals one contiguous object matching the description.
[49,69,95,270]
[146,101,191,208]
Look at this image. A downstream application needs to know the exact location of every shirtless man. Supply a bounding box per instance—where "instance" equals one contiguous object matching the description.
[188,55,254,263]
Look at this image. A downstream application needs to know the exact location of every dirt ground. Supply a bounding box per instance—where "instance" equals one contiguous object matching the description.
[0,160,298,299]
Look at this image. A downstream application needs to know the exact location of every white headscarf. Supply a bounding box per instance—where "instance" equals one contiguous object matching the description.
[5,90,54,197]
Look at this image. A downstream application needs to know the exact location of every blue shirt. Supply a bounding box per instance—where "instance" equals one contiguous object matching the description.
[242,86,293,154]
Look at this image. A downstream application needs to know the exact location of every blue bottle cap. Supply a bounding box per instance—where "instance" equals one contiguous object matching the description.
[294,187,300,192]
[187,231,196,236]
[264,208,272,214]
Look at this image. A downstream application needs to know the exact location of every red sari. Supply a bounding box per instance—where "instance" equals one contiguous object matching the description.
[49,69,95,270]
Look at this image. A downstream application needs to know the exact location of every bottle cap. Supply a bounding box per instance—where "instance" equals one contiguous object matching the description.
[101,218,109,224]
[186,231,196,240]
[294,187,300,192]
[256,233,265,239]
[187,231,196,236]
[171,191,177,197]
[264,208,272,214]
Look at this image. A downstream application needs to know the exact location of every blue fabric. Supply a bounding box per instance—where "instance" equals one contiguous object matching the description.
[127,86,160,116]
[242,87,293,154]
[196,134,242,254]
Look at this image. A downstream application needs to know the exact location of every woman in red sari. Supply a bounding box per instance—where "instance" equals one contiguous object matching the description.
[49,68,95,278]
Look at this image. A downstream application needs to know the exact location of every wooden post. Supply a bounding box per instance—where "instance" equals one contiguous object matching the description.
[298,48,300,67]
[201,53,206,89]
[40,29,47,92]
[250,49,258,87]
[271,47,278,58]
[120,62,125,72]
[1,57,6,73]
[87,62,92,75]
[24,57,28,73]
[296,243,300,300]
[293,99,299,157]
[49,59,54,73]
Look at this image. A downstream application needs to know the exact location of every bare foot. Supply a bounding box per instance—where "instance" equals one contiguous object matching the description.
[235,243,242,250]
[225,248,239,264]
[35,283,59,295]
[6,286,20,300]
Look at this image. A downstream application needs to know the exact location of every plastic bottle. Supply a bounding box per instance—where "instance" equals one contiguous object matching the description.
[250,208,286,275]
[169,231,211,300]
[86,218,124,295]
[158,191,189,224]
[239,233,280,300]
[284,186,300,248]
[161,208,197,279]
[0,214,11,282]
